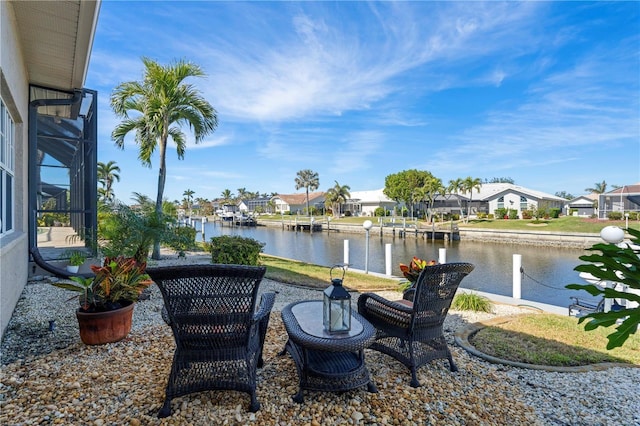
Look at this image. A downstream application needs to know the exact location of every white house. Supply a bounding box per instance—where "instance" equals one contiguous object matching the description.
[565,195,596,217]
[461,183,566,218]
[0,1,100,338]
[343,189,399,217]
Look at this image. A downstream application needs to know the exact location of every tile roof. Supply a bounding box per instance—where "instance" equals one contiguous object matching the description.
[276,192,325,205]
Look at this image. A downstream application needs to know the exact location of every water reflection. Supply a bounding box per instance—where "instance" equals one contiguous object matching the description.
[201,222,589,308]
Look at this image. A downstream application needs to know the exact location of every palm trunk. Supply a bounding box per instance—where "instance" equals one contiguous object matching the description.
[152,141,167,260]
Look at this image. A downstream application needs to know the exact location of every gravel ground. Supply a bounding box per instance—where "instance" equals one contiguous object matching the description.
[1,256,639,425]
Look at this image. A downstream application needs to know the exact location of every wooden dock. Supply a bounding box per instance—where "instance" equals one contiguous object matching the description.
[284,222,323,232]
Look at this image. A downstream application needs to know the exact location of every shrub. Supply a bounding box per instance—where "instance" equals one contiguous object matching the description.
[99,204,172,263]
[607,211,623,220]
[508,209,518,220]
[629,212,638,220]
[521,210,533,219]
[344,210,352,217]
[487,214,494,219]
[494,208,507,219]
[452,292,493,312]
[549,208,561,218]
[206,235,265,266]
[165,225,197,257]
[374,207,386,217]
[475,213,485,219]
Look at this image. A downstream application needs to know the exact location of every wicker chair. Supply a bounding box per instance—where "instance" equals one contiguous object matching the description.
[146,264,275,417]
[357,262,474,387]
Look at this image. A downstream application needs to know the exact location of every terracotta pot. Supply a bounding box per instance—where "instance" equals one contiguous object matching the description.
[75,302,134,345]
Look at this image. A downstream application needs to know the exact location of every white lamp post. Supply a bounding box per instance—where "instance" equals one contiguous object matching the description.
[599,226,625,312]
[625,213,629,230]
[363,220,373,274]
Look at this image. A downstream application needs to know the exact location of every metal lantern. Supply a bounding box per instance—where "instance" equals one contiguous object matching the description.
[323,265,351,334]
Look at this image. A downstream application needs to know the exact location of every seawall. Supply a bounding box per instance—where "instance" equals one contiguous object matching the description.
[257,219,600,249]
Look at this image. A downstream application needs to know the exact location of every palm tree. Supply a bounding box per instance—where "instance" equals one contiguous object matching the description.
[462,176,482,223]
[325,181,351,217]
[417,176,444,222]
[220,189,234,205]
[131,192,154,213]
[183,189,195,216]
[294,169,320,217]
[97,161,120,202]
[111,57,218,259]
[585,180,608,194]
[448,178,465,219]
[236,187,248,200]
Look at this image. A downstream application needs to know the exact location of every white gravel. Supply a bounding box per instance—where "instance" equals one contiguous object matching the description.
[2,264,639,425]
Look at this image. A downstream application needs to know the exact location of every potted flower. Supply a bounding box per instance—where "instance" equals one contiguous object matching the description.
[52,256,153,345]
[399,256,437,291]
[65,250,87,273]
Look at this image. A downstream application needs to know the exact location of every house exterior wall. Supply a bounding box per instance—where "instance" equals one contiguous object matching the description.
[358,201,397,217]
[1,1,31,338]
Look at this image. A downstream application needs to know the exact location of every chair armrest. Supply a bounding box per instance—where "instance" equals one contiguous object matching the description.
[253,292,276,323]
[358,292,414,314]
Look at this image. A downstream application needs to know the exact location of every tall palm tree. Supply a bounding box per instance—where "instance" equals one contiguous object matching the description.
[294,169,320,217]
[448,178,466,219]
[585,180,608,194]
[183,189,195,216]
[111,57,218,259]
[325,181,351,217]
[462,176,482,223]
[97,161,120,202]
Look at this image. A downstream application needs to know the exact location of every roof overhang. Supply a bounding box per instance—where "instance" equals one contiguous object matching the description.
[10,0,101,91]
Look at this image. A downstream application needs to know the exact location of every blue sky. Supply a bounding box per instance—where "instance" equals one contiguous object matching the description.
[86,1,640,204]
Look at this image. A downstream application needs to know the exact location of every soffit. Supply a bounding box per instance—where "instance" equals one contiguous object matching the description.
[10,0,100,91]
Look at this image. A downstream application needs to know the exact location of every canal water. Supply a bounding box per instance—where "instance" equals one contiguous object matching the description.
[199,222,592,309]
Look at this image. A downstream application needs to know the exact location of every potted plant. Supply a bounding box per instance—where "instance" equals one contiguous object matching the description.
[52,256,153,345]
[398,256,437,291]
[65,250,87,273]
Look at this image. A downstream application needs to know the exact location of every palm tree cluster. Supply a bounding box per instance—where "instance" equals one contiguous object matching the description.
[97,161,120,203]
[448,177,482,223]
[324,181,351,217]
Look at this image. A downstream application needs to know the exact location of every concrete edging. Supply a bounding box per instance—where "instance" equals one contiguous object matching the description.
[454,314,639,372]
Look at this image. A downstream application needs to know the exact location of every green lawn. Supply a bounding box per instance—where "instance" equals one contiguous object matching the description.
[458,216,640,233]
[259,215,639,234]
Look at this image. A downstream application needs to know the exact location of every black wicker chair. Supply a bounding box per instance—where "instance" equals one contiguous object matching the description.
[358,262,474,387]
[146,264,275,417]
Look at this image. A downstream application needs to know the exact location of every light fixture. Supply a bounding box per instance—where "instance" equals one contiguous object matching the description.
[363,220,373,273]
[323,266,351,334]
[600,226,624,244]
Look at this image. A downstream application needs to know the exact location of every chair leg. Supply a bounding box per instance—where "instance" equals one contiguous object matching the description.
[410,367,421,388]
[448,353,458,372]
[157,398,172,418]
[248,391,260,412]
